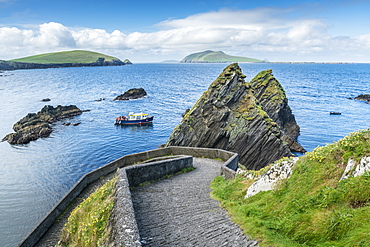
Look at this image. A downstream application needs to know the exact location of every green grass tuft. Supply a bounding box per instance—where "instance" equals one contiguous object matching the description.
[211,129,370,246]
[57,176,118,247]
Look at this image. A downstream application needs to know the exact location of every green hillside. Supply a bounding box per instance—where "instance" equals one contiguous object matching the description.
[212,129,370,246]
[10,50,120,64]
[181,50,263,63]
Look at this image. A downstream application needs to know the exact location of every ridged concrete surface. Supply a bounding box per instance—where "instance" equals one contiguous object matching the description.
[131,158,258,247]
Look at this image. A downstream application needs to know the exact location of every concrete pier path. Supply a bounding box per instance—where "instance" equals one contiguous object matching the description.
[131,158,258,247]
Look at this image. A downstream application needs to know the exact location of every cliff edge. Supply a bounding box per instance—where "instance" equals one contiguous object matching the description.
[0,50,130,71]
[165,63,305,170]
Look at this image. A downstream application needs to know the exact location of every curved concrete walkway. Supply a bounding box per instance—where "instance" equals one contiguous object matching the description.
[131,158,258,247]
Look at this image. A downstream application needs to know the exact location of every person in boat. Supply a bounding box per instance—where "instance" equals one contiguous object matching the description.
[116,116,127,121]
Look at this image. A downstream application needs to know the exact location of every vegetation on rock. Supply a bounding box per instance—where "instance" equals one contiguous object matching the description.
[166,63,304,170]
[181,50,264,63]
[211,129,370,246]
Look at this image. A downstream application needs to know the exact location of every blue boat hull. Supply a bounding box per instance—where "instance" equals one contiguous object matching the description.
[115,116,154,125]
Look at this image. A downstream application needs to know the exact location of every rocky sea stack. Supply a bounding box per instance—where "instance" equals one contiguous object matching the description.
[165,63,305,170]
[2,105,83,144]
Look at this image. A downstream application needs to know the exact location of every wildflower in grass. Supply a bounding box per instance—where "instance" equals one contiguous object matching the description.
[58,176,117,247]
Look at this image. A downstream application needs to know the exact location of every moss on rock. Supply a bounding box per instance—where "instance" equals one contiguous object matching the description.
[165,63,304,170]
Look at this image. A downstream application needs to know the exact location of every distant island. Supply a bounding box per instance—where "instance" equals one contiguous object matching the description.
[181,50,264,63]
[0,50,132,70]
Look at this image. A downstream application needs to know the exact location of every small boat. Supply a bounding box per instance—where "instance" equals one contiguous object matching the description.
[330,112,341,115]
[115,112,154,125]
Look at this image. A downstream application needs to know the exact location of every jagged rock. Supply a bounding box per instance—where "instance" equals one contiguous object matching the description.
[165,63,305,170]
[114,88,147,101]
[341,157,370,180]
[37,105,83,123]
[3,113,52,144]
[353,94,370,103]
[2,105,83,144]
[245,157,298,198]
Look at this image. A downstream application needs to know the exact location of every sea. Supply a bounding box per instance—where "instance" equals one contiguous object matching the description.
[1,63,370,246]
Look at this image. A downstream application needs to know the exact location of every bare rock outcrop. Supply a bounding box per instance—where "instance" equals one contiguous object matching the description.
[341,157,370,180]
[353,94,370,104]
[165,63,305,170]
[114,88,147,101]
[244,157,299,198]
[2,105,83,144]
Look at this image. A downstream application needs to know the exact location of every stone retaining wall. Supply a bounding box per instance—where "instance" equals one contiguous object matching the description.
[111,155,193,246]
[18,146,238,247]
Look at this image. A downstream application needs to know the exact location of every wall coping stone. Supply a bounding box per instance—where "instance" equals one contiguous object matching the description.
[18,146,238,247]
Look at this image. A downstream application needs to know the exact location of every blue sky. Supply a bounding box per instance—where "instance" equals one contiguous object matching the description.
[1,0,370,62]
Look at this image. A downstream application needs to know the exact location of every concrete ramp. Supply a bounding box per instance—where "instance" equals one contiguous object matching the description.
[131,158,258,247]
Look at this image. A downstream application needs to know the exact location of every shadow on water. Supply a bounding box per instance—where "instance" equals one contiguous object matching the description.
[115,123,154,132]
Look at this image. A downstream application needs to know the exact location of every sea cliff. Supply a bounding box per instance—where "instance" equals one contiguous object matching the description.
[0,58,127,71]
[0,50,131,71]
[165,63,304,170]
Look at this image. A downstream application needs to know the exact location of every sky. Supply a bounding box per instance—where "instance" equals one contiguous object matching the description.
[1,0,370,63]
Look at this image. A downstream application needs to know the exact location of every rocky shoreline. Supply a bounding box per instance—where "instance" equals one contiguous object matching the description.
[0,58,130,71]
[2,105,84,144]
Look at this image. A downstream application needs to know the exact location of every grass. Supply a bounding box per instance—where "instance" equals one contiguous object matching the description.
[182,50,263,63]
[10,50,120,64]
[57,176,118,247]
[211,129,370,247]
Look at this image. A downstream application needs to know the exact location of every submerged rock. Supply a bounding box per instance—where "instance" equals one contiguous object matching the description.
[165,63,305,170]
[114,88,147,101]
[2,105,83,144]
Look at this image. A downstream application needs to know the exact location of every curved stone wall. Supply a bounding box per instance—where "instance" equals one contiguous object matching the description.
[18,146,238,247]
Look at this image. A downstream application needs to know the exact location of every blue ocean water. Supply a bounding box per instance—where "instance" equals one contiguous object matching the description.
[1,63,370,246]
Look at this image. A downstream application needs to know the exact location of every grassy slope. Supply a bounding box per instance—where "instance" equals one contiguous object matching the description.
[182,50,263,63]
[10,50,120,64]
[211,129,370,247]
[58,176,117,247]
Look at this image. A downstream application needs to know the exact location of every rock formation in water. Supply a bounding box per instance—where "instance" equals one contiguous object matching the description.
[353,94,370,103]
[114,88,147,101]
[2,105,83,144]
[165,63,305,170]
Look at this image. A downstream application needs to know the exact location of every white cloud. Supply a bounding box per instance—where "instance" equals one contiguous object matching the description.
[1,8,370,62]
[73,28,126,48]
[29,22,76,47]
